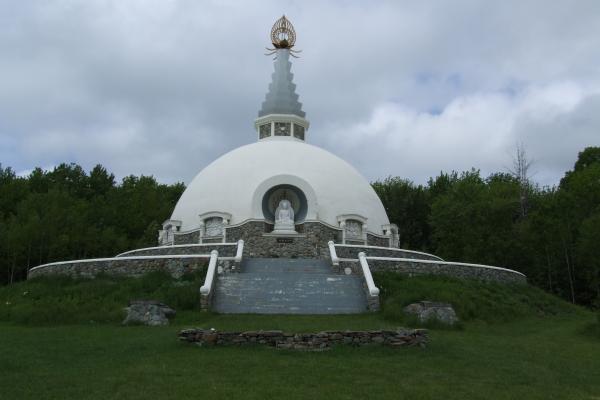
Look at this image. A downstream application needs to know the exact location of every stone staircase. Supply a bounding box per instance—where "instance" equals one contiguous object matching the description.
[211,258,368,314]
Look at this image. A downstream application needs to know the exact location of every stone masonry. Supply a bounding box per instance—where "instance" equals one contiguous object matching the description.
[174,230,200,244]
[366,233,391,247]
[335,245,442,261]
[178,328,428,350]
[28,258,207,279]
[340,258,526,284]
[167,221,403,261]
[123,300,176,326]
[118,244,237,258]
[226,221,341,258]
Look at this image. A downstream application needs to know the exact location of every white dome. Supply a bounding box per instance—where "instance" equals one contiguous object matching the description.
[171,138,390,234]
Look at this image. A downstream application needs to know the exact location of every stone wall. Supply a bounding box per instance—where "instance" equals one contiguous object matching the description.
[118,244,237,258]
[174,230,200,244]
[202,238,223,244]
[168,220,410,260]
[335,245,442,261]
[226,221,341,258]
[340,259,526,284]
[28,257,208,280]
[366,233,391,247]
[178,328,428,350]
[345,239,365,246]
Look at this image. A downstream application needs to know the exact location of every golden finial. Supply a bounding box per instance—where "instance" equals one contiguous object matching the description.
[266,15,302,58]
[271,15,296,49]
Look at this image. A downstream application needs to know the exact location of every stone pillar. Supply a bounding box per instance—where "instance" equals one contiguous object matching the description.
[198,221,205,244]
[385,227,393,247]
[339,221,346,245]
[158,229,166,246]
[222,218,229,243]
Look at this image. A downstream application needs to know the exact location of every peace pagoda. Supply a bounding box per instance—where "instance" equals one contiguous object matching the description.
[158,16,399,257]
[27,16,526,314]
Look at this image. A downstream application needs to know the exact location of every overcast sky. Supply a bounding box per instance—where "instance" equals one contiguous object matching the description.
[1,0,599,187]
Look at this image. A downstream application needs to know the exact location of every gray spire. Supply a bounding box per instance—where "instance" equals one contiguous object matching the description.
[258,49,305,118]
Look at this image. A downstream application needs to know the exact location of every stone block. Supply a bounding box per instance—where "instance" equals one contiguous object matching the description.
[403,301,459,325]
[122,301,175,326]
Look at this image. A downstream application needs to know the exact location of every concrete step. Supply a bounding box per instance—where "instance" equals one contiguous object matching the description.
[212,258,368,314]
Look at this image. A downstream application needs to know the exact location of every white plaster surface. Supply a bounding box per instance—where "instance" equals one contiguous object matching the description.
[170,139,390,233]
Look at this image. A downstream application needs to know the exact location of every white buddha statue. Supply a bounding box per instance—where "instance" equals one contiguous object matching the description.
[273,199,296,234]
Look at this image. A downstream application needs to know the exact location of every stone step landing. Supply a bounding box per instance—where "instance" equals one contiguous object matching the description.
[212,258,368,314]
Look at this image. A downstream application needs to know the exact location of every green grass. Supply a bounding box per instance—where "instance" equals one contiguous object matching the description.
[0,271,578,327]
[583,312,600,338]
[0,270,205,325]
[1,316,599,399]
[0,273,598,399]
[374,272,578,325]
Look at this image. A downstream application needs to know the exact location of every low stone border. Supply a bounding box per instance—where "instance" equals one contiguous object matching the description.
[27,255,208,279]
[334,245,443,261]
[366,257,527,284]
[116,243,237,258]
[339,257,526,285]
[178,328,428,350]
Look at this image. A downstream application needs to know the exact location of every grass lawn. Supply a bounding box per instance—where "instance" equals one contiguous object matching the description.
[2,314,600,399]
[1,274,599,399]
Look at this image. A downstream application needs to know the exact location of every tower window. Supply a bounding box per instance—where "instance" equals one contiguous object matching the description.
[259,123,271,139]
[274,122,291,136]
[293,124,305,140]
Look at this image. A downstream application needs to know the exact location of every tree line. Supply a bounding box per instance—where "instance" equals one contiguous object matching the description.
[373,147,600,307]
[0,164,184,284]
[0,147,598,307]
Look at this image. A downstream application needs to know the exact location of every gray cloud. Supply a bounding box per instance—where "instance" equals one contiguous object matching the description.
[1,0,599,186]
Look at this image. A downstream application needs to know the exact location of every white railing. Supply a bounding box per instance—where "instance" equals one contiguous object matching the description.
[358,252,380,296]
[234,240,244,264]
[328,240,339,267]
[199,250,219,296]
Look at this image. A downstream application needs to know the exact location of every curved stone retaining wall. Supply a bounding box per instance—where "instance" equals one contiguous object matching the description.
[366,234,391,247]
[341,257,526,284]
[174,230,200,244]
[335,245,442,261]
[28,256,209,280]
[116,244,237,258]
[165,220,405,260]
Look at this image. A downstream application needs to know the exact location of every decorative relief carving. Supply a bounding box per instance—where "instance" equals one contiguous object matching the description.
[345,220,362,239]
[205,217,224,237]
